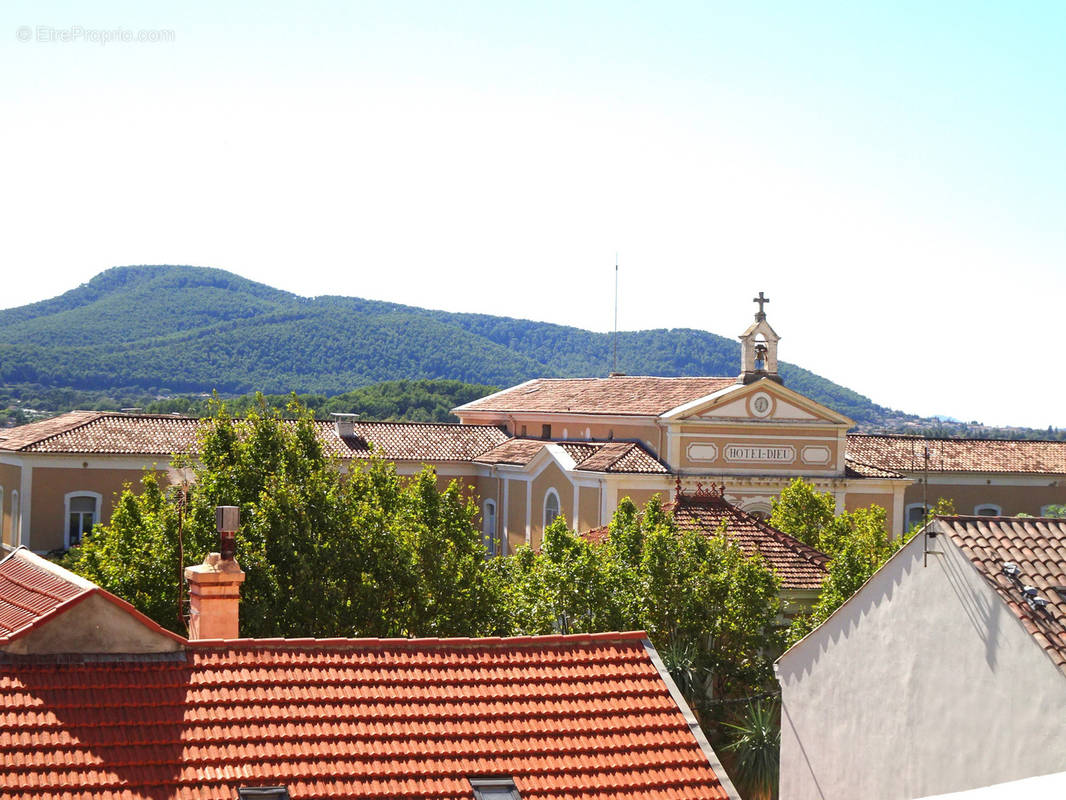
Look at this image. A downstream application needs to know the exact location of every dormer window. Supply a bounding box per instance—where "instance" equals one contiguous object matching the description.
[469,778,521,800]
[237,789,291,800]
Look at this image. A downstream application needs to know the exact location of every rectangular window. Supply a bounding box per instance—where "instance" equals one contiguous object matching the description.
[68,496,97,547]
[541,424,551,439]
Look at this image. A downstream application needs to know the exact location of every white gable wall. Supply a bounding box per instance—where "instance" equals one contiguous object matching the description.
[777,529,1066,800]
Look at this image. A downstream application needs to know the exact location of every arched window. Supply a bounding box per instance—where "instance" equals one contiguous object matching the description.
[974,504,1001,517]
[65,491,102,550]
[482,499,499,557]
[543,488,561,530]
[904,503,927,532]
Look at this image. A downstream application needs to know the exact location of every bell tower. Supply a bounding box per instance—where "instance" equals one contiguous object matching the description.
[738,291,782,385]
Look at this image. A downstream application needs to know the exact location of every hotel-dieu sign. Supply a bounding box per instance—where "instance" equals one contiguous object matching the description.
[724,444,795,463]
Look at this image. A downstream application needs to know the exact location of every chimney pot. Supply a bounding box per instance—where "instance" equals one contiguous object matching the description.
[215,506,239,561]
[331,412,359,439]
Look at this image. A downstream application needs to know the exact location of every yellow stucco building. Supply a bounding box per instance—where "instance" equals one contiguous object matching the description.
[2,301,1064,555]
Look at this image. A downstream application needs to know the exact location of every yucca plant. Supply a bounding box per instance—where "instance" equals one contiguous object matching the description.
[722,699,780,800]
[658,638,704,713]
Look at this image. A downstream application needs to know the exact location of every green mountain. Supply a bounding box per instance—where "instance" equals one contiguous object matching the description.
[0,264,894,424]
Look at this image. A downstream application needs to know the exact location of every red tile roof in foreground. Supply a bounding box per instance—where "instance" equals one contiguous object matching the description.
[586,487,828,591]
[0,631,734,800]
[456,377,737,417]
[474,439,669,474]
[847,434,1066,474]
[936,515,1066,675]
[0,549,90,640]
[0,412,508,463]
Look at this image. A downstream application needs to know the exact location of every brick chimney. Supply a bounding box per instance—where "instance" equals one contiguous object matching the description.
[184,505,245,640]
[185,552,245,639]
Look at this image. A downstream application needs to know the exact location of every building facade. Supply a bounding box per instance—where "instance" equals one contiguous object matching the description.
[2,304,1064,556]
[777,515,1066,800]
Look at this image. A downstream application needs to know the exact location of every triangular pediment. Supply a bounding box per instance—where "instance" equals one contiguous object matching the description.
[663,379,853,427]
[2,591,184,655]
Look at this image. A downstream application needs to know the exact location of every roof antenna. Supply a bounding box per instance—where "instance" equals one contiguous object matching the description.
[610,254,622,377]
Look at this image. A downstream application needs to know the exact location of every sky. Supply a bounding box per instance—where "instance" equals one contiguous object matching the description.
[2,1,1064,428]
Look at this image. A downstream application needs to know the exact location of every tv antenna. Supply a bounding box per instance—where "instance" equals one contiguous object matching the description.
[611,254,619,375]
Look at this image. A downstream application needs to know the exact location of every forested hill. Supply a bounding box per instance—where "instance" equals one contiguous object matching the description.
[0,264,896,425]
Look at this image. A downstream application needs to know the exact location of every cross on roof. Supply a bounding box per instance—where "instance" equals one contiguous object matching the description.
[753,291,769,319]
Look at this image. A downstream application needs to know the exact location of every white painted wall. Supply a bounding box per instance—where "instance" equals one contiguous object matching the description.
[777,526,1066,800]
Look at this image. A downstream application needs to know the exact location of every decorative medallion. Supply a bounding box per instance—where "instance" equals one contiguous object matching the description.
[749,391,774,419]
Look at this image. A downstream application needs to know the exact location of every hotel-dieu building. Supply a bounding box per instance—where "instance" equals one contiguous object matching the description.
[2,298,1064,555]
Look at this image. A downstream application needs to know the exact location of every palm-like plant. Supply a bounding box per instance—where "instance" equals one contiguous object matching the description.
[722,699,780,800]
[658,638,704,712]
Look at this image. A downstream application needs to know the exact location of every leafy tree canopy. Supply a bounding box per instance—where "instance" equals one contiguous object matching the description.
[774,479,944,644]
[498,496,783,703]
[63,396,501,638]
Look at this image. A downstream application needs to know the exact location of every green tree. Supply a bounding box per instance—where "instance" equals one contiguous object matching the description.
[783,482,937,644]
[502,496,782,703]
[65,396,500,638]
[60,471,184,630]
[769,478,836,549]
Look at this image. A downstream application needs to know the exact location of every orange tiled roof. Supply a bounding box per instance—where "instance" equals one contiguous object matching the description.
[0,412,508,463]
[586,488,828,591]
[0,550,89,639]
[937,515,1066,674]
[474,439,669,474]
[331,420,509,462]
[457,377,737,417]
[667,490,828,591]
[847,434,1066,474]
[0,410,114,450]
[843,457,905,479]
[0,632,733,800]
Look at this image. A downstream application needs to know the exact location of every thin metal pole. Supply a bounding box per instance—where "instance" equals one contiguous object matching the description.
[612,254,619,374]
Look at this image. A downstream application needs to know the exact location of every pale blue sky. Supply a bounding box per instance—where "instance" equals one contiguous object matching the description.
[2,1,1064,426]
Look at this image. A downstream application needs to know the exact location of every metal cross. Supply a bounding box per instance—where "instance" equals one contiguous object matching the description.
[753,291,769,317]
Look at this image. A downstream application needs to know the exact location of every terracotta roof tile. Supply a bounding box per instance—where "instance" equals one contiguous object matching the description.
[0,632,732,800]
[329,421,508,462]
[0,550,90,639]
[847,434,1066,474]
[457,377,737,417]
[587,489,827,591]
[937,516,1066,675]
[0,411,107,450]
[474,439,668,474]
[0,412,508,463]
[843,458,905,479]
[574,442,668,474]
[467,438,547,466]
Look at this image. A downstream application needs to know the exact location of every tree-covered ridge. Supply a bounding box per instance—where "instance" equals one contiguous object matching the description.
[142,380,499,422]
[0,264,924,427]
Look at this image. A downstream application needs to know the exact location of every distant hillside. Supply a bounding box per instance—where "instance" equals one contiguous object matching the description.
[0,264,902,426]
[140,380,500,423]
